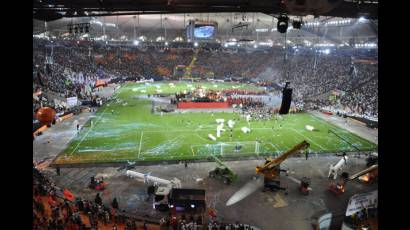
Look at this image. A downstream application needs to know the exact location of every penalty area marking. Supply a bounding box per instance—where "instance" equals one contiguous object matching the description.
[70,107,107,155]
[269,143,280,153]
[290,128,326,150]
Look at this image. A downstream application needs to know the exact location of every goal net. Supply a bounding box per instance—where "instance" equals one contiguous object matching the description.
[191,141,264,157]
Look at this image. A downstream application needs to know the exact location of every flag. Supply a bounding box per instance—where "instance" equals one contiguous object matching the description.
[63,188,75,201]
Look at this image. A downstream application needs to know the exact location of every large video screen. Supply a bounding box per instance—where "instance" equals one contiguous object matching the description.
[194,25,215,39]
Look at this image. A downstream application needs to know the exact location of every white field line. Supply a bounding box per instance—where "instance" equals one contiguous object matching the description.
[78,147,134,153]
[139,135,182,158]
[269,143,280,153]
[138,131,144,159]
[143,127,273,133]
[290,128,326,150]
[310,114,374,148]
[195,133,209,142]
[70,107,107,155]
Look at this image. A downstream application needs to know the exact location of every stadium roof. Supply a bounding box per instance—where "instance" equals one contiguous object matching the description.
[33,0,378,21]
[33,13,377,46]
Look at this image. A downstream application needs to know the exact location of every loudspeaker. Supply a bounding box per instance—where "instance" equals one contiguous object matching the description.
[279,88,292,114]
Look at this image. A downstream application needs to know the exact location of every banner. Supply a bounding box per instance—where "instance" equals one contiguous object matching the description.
[95,79,106,87]
[66,97,78,107]
[345,190,378,216]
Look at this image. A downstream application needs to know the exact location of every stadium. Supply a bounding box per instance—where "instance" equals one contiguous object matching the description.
[33,1,378,230]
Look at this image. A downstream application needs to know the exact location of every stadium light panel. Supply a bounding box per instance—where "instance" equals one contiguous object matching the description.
[292,20,302,29]
[194,42,199,47]
[165,42,169,46]
[105,23,116,27]
[133,40,139,46]
[358,17,366,23]
[277,15,289,33]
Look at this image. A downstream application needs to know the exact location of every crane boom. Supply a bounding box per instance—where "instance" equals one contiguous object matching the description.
[348,164,378,181]
[256,140,310,175]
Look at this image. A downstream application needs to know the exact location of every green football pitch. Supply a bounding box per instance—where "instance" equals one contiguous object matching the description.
[54,81,377,165]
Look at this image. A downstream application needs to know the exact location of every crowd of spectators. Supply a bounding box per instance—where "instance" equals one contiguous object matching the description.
[277,49,378,118]
[222,89,266,96]
[226,96,274,120]
[33,38,377,118]
[206,221,256,230]
[34,162,264,230]
[33,165,153,229]
[227,96,264,108]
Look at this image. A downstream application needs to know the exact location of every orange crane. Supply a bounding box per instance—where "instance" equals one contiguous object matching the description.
[256,140,310,191]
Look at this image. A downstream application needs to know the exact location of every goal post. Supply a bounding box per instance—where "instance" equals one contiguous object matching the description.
[191,141,263,157]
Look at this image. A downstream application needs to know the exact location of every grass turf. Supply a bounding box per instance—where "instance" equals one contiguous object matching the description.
[54,82,377,164]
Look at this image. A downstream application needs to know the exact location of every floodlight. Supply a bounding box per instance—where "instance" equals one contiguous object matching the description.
[277,15,289,33]
[292,20,302,29]
[358,17,366,23]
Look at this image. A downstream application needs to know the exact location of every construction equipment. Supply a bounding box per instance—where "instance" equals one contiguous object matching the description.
[126,170,182,188]
[328,153,348,180]
[256,140,310,191]
[366,152,378,167]
[328,172,349,195]
[299,177,311,195]
[329,164,378,195]
[126,170,182,211]
[208,155,237,184]
[354,164,378,184]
